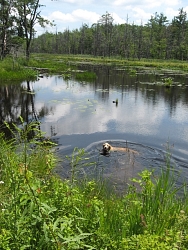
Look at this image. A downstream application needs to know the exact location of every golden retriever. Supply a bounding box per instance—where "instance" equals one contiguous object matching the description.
[102,142,139,155]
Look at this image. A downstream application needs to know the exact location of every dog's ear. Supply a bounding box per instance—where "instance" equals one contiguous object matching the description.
[109,144,111,149]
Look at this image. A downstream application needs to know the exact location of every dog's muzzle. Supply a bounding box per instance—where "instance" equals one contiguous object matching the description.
[102,143,110,152]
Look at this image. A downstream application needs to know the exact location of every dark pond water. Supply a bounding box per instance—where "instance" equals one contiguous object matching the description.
[1,66,188,190]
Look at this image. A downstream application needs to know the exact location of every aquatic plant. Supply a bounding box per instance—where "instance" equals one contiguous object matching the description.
[75,71,97,81]
[162,77,173,87]
[62,68,72,80]
[128,68,137,76]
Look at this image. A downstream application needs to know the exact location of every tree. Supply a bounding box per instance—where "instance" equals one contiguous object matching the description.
[0,0,15,59]
[171,8,188,60]
[146,12,168,58]
[97,12,114,57]
[16,0,53,60]
[91,23,104,56]
[79,24,93,54]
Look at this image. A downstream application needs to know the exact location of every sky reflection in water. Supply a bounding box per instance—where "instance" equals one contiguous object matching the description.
[21,70,188,184]
[26,74,188,145]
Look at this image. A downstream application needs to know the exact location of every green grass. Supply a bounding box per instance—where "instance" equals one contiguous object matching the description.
[30,53,188,72]
[75,71,97,81]
[1,53,188,84]
[0,119,188,249]
[0,57,37,83]
[29,54,76,73]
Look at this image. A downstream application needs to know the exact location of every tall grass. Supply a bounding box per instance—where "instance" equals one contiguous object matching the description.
[0,57,37,82]
[0,119,188,249]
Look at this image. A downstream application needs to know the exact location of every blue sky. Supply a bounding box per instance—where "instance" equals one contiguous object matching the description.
[36,0,188,35]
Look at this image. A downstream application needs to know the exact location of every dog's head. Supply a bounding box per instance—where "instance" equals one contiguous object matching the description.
[102,142,111,153]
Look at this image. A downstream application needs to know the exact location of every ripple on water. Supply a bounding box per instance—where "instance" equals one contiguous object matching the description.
[56,140,187,193]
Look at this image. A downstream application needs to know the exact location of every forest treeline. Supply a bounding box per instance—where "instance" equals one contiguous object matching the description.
[31,9,188,61]
[1,0,188,61]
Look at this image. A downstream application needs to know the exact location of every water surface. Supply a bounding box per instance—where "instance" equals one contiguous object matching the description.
[1,67,188,188]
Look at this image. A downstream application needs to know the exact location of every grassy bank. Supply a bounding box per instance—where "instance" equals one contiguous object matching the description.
[0,57,37,83]
[30,53,188,72]
[1,53,188,83]
[0,120,188,249]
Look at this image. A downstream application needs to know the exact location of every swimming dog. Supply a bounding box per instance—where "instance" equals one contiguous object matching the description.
[102,142,138,155]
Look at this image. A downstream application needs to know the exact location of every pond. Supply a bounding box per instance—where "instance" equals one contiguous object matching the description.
[1,66,188,190]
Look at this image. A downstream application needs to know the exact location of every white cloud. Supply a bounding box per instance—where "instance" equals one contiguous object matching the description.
[72,9,100,23]
[113,0,180,8]
[132,7,152,24]
[111,12,126,24]
[62,0,94,4]
[49,11,76,22]
[165,7,179,20]
[48,9,100,25]
[163,0,181,6]
[48,9,126,27]
[144,0,161,9]
[113,0,137,6]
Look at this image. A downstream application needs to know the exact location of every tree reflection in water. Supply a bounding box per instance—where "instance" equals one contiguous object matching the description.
[0,81,48,140]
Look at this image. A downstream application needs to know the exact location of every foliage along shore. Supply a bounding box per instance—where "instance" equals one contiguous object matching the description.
[1,53,188,83]
[0,57,37,83]
[30,53,188,72]
[30,9,188,61]
[0,120,188,249]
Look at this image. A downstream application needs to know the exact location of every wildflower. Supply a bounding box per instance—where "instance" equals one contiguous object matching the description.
[0,181,4,184]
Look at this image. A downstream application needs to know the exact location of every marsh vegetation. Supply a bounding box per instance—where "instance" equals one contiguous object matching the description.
[2,53,188,83]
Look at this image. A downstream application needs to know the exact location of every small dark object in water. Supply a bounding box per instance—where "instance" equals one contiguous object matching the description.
[113,99,118,106]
